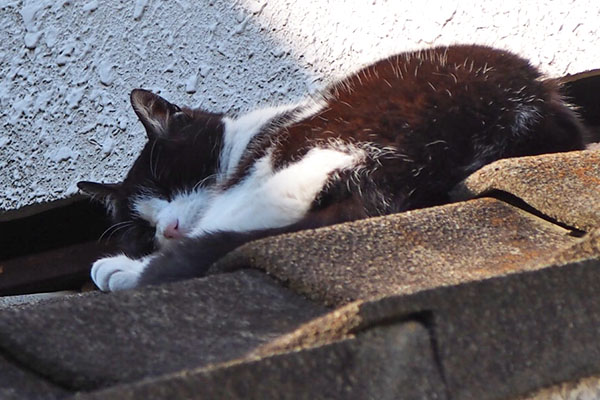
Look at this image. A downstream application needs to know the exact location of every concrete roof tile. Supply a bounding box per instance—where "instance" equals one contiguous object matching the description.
[244,257,600,400]
[0,354,68,400]
[453,150,600,231]
[0,270,326,391]
[213,198,578,306]
[547,228,600,266]
[76,320,447,400]
[70,255,600,400]
[359,258,600,400]
[252,224,600,358]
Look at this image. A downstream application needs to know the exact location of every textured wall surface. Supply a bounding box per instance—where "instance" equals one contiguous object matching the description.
[1,0,599,217]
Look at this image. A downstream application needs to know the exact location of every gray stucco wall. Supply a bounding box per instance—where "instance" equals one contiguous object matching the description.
[1,0,599,218]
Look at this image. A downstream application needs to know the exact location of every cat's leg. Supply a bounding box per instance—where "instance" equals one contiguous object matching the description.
[91,232,258,291]
[137,197,368,287]
[91,254,154,291]
[137,231,265,286]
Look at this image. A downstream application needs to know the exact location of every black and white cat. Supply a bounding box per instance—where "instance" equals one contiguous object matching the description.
[78,45,587,291]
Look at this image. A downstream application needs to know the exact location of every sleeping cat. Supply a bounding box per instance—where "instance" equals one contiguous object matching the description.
[78,44,587,291]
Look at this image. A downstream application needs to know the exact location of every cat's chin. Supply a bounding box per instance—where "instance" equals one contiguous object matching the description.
[155,236,187,251]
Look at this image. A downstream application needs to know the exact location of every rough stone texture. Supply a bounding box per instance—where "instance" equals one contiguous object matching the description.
[0,290,76,309]
[248,257,600,400]
[0,353,68,400]
[453,150,600,231]
[260,226,600,357]
[356,260,600,400]
[2,0,600,214]
[62,252,600,400]
[250,301,364,357]
[0,270,327,391]
[547,228,600,266]
[76,321,447,400]
[213,198,578,306]
[518,374,600,400]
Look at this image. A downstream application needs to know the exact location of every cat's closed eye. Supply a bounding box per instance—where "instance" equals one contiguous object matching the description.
[151,183,173,201]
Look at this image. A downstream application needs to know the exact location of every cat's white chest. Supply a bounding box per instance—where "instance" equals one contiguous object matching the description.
[193,146,365,235]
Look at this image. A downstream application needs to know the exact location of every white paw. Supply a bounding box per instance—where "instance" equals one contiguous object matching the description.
[91,255,147,291]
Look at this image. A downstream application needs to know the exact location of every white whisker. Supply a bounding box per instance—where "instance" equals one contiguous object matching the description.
[193,174,217,191]
[99,220,134,242]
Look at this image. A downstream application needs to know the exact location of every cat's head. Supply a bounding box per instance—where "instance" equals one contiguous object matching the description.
[78,89,224,257]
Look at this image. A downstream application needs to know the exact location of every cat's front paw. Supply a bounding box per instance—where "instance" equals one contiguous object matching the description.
[91,255,147,291]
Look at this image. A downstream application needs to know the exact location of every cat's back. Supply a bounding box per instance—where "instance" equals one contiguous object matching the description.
[275,45,584,213]
[339,44,539,98]
[282,44,583,160]
[320,45,544,141]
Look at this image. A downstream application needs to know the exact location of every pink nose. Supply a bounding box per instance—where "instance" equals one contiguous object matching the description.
[163,220,182,239]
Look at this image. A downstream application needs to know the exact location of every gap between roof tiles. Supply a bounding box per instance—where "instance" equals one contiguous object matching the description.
[242,302,455,398]
[546,228,600,267]
[451,149,600,233]
[474,190,586,237]
[0,345,73,395]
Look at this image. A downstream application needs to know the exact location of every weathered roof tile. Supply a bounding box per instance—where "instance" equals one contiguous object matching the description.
[0,353,68,400]
[359,258,600,400]
[453,149,600,231]
[0,270,326,391]
[213,198,578,306]
[73,254,600,400]
[252,227,600,361]
[249,255,600,400]
[75,320,447,400]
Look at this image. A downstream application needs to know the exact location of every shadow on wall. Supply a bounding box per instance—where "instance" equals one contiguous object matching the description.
[0,0,314,215]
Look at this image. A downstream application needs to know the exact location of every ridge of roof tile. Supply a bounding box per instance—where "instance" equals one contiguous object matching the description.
[75,320,447,400]
[453,149,600,231]
[74,254,600,400]
[212,198,578,306]
[0,270,326,392]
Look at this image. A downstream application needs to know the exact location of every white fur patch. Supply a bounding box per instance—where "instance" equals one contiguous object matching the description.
[194,144,366,234]
[219,99,326,181]
[130,100,329,249]
[133,196,169,225]
[93,99,365,291]
[130,100,367,241]
[220,104,298,180]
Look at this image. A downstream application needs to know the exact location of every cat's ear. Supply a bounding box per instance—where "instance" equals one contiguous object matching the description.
[130,89,182,139]
[77,181,120,211]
